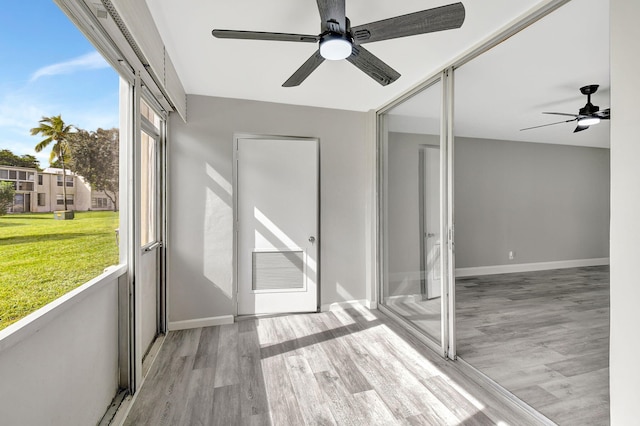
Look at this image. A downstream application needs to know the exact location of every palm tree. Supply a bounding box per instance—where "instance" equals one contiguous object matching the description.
[30,115,74,211]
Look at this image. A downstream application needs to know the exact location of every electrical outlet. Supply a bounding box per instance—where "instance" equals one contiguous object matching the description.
[508,250,515,260]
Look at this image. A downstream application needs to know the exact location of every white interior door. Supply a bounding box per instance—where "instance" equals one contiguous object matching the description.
[236,137,318,315]
[423,146,441,299]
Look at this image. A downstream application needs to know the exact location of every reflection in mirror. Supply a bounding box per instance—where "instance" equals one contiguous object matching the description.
[453,0,610,423]
[381,80,443,344]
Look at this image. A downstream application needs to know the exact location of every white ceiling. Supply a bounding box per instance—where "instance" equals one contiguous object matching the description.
[146,0,610,148]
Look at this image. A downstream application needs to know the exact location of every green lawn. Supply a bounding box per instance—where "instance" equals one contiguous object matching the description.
[0,211,119,331]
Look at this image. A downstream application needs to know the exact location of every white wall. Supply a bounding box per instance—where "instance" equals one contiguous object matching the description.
[610,0,640,423]
[168,95,369,322]
[0,272,121,426]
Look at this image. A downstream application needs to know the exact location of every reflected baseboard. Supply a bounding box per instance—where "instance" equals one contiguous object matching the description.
[455,257,609,277]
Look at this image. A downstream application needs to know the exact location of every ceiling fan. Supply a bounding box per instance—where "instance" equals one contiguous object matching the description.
[211,1,465,87]
[521,85,611,133]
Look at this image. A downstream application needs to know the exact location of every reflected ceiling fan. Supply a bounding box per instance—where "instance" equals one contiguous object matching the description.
[521,85,611,133]
[212,1,465,87]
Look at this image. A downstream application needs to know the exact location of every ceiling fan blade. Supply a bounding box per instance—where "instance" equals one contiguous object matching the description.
[346,45,401,86]
[520,118,577,131]
[212,29,319,43]
[282,50,325,87]
[542,112,580,118]
[574,125,589,133]
[351,2,465,44]
[316,0,346,32]
[594,108,611,119]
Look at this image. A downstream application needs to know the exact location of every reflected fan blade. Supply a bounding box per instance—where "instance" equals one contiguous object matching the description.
[542,112,580,118]
[316,0,346,32]
[520,118,577,131]
[574,125,589,133]
[283,50,325,87]
[212,29,319,43]
[347,45,400,86]
[594,108,611,119]
[351,2,465,44]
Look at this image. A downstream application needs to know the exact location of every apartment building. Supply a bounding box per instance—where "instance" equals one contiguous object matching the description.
[0,165,114,213]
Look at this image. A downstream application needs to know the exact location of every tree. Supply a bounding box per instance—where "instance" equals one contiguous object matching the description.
[0,149,40,169]
[68,128,119,211]
[0,181,15,216]
[30,115,74,211]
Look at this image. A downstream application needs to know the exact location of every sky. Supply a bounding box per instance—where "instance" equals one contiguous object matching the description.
[0,0,119,166]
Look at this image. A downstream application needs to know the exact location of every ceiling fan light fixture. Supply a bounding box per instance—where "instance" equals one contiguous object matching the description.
[320,34,352,60]
[578,117,601,126]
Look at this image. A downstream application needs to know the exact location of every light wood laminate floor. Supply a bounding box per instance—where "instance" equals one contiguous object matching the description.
[124,306,544,425]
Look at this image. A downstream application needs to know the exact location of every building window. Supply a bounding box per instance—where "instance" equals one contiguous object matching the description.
[0,169,7,179]
[56,194,74,205]
[8,170,16,179]
[37,193,46,206]
[37,175,43,185]
[92,197,109,209]
[56,175,73,187]
[17,181,34,191]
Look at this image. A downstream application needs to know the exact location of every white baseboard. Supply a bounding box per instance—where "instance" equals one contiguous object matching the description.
[455,257,609,277]
[168,315,234,331]
[320,299,377,312]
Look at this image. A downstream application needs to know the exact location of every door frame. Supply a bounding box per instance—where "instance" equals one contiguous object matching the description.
[232,133,321,316]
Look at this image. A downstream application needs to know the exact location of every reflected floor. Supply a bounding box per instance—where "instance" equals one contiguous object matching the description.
[456,266,609,425]
[385,296,442,341]
[388,266,609,425]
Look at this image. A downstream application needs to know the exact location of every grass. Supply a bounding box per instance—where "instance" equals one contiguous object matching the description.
[0,211,119,331]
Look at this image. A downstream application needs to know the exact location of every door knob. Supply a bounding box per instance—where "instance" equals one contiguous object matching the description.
[427,233,436,238]
[309,236,316,243]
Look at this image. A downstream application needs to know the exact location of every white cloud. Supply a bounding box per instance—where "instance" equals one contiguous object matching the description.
[29,51,109,82]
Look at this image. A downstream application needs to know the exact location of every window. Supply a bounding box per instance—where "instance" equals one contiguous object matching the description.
[0,1,121,333]
[92,197,109,209]
[17,181,34,191]
[56,175,73,186]
[56,194,74,205]
[140,130,157,246]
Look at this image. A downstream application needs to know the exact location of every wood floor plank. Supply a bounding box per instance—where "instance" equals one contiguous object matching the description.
[194,325,219,370]
[178,367,215,426]
[214,323,239,388]
[212,384,241,426]
[237,323,270,420]
[285,355,336,425]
